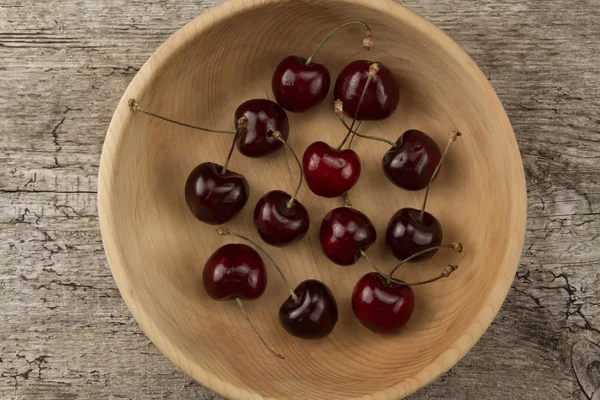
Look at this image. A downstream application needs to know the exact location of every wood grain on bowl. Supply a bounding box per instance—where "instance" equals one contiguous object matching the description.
[98,0,527,399]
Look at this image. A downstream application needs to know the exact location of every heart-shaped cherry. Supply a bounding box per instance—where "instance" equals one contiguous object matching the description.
[218,229,339,340]
[353,252,460,334]
[351,272,414,334]
[382,130,442,191]
[386,208,442,261]
[320,207,376,266]
[279,279,339,339]
[128,97,290,159]
[185,162,250,224]
[254,132,309,246]
[272,21,372,112]
[334,60,399,121]
[272,57,331,113]
[302,141,361,198]
[203,240,284,359]
[203,243,266,300]
[385,131,461,260]
[234,99,289,158]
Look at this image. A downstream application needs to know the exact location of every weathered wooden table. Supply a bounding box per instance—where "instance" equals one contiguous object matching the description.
[1,0,598,398]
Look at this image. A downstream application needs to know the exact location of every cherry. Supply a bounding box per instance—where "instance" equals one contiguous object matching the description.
[302,141,361,198]
[272,57,331,113]
[203,241,284,359]
[218,229,339,340]
[279,279,338,339]
[382,130,442,191]
[353,251,460,334]
[320,207,376,266]
[234,99,289,158]
[385,131,461,260]
[334,60,399,121]
[185,162,249,224]
[254,132,309,246]
[128,97,289,159]
[203,243,266,301]
[386,208,442,260]
[351,272,415,334]
[272,21,372,112]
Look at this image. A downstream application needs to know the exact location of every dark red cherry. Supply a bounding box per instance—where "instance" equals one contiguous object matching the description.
[320,207,376,266]
[185,162,249,225]
[279,279,338,339]
[382,130,442,191]
[234,99,289,158]
[203,243,266,300]
[302,141,361,198]
[253,190,309,246]
[272,56,331,113]
[334,60,399,120]
[386,207,443,261]
[351,272,415,334]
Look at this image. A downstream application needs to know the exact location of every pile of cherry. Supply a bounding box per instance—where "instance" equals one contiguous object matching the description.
[129,21,463,359]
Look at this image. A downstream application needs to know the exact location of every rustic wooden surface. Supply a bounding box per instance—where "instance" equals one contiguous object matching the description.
[0,0,598,399]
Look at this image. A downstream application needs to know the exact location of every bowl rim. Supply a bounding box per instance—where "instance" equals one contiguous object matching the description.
[98,0,527,398]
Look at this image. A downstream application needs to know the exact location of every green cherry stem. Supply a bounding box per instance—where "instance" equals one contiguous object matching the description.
[418,131,461,221]
[388,242,463,278]
[360,250,459,286]
[217,228,299,303]
[335,101,396,148]
[128,98,237,135]
[273,131,303,210]
[305,20,372,65]
[220,117,247,175]
[235,297,285,360]
[336,63,379,150]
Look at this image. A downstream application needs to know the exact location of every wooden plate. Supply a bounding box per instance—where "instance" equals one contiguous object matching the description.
[98,0,527,398]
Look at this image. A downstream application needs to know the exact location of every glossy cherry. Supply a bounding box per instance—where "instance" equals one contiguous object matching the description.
[185,162,249,225]
[254,132,309,246]
[272,21,372,112]
[203,243,266,300]
[302,142,361,198]
[254,190,309,246]
[272,56,331,112]
[204,238,284,359]
[382,130,442,191]
[279,279,338,339]
[353,252,460,334]
[351,272,415,334]
[320,207,376,266]
[234,99,289,158]
[334,60,399,121]
[386,208,442,261]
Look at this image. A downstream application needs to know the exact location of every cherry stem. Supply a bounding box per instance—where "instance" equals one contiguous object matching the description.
[305,20,372,65]
[220,117,247,175]
[336,63,379,150]
[360,250,459,287]
[273,131,302,210]
[335,103,395,148]
[217,228,300,303]
[235,297,285,360]
[418,131,462,221]
[128,98,237,135]
[388,242,463,277]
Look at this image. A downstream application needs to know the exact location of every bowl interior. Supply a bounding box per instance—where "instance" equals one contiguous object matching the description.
[99,1,526,398]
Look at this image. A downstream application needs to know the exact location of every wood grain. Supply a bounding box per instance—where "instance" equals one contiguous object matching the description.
[0,0,598,399]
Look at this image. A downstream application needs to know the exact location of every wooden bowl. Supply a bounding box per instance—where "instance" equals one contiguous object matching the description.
[98,0,526,398]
